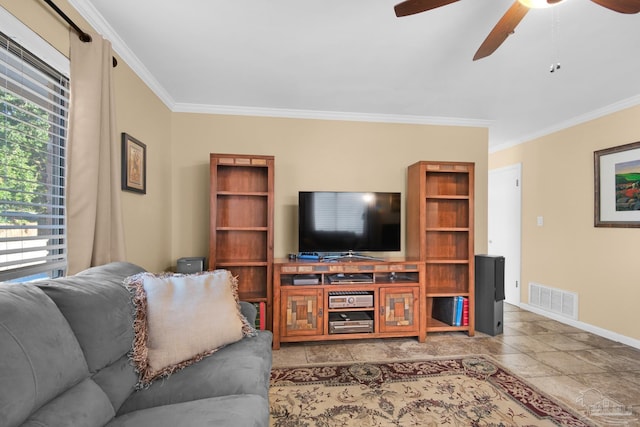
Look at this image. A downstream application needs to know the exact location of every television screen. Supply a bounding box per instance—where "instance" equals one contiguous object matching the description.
[298,191,401,254]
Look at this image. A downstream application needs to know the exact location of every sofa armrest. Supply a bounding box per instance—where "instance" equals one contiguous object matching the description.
[239,301,257,326]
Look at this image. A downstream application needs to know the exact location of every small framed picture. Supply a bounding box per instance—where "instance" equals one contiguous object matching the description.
[121,133,146,194]
[594,140,640,227]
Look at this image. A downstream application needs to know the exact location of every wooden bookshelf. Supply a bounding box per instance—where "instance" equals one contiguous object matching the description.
[407,161,475,336]
[209,153,274,330]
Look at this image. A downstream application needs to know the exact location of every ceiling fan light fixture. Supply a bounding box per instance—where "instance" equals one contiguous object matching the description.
[518,0,561,8]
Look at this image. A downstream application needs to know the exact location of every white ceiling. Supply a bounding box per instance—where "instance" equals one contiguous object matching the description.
[69,0,640,150]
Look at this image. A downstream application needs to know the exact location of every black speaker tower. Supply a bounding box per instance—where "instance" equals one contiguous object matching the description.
[474,254,505,336]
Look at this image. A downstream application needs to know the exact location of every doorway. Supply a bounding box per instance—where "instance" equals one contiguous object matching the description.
[488,164,522,305]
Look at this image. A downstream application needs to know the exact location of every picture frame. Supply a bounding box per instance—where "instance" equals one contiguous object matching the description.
[121,133,146,194]
[594,140,640,227]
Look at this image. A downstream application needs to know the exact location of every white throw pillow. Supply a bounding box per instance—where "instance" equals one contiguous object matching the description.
[125,269,256,386]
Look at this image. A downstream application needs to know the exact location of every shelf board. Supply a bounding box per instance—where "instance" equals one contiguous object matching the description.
[216,227,269,231]
[426,195,469,200]
[282,282,420,289]
[425,259,469,264]
[425,227,470,232]
[238,292,268,302]
[217,191,269,197]
[215,260,269,267]
[427,317,471,331]
[426,292,470,298]
[327,307,374,313]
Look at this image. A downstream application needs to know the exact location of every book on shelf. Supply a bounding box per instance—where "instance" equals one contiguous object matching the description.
[462,297,469,326]
[455,296,463,326]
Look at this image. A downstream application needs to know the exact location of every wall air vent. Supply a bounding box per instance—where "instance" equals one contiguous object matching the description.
[529,282,578,320]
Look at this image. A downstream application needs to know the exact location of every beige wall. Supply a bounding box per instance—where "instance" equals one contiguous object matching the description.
[170,114,489,263]
[490,105,640,341]
[114,66,173,271]
[1,0,174,272]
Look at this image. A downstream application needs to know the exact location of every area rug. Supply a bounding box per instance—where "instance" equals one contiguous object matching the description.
[270,356,595,426]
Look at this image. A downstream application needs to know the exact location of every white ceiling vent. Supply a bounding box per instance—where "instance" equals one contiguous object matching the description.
[529,282,578,320]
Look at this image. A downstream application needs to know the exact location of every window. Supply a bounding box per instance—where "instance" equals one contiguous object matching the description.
[0,29,69,282]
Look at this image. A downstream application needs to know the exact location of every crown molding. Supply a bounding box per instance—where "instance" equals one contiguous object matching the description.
[173,102,493,128]
[490,94,640,153]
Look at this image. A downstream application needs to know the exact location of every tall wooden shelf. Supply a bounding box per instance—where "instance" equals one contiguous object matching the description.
[209,153,274,330]
[407,161,475,336]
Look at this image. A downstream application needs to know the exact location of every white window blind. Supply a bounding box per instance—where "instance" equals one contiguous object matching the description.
[0,30,69,282]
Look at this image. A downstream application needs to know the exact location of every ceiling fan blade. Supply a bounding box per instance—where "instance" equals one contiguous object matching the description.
[394,0,460,17]
[473,1,529,61]
[590,0,640,13]
[547,0,563,4]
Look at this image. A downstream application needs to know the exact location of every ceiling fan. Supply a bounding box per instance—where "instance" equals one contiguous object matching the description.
[394,0,640,60]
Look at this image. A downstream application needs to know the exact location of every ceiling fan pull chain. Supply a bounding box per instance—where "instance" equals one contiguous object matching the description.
[550,6,561,73]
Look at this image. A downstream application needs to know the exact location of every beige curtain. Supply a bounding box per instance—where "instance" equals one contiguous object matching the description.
[66,30,126,275]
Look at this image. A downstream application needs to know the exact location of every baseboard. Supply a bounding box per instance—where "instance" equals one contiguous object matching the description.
[519,303,640,350]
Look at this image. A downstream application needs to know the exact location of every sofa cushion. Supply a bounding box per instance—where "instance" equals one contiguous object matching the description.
[35,262,146,373]
[107,394,269,427]
[125,270,256,386]
[91,354,140,413]
[118,330,272,415]
[21,378,114,427]
[0,284,89,427]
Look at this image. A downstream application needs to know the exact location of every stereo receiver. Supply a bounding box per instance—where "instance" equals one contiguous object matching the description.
[328,291,373,308]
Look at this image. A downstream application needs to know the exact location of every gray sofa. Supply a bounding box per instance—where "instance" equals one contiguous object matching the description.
[0,262,273,427]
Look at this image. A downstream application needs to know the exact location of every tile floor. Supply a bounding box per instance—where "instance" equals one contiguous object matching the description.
[272,304,640,426]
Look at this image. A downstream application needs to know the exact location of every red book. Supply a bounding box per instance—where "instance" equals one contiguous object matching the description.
[259,302,266,330]
[462,297,469,326]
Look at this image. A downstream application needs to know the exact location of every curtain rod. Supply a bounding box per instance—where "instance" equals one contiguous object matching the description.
[41,0,118,67]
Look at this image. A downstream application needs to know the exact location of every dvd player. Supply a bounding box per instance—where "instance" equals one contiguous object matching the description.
[327,273,373,284]
[329,312,373,334]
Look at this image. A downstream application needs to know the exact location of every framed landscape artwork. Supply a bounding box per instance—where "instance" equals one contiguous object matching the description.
[594,140,640,227]
[121,133,146,194]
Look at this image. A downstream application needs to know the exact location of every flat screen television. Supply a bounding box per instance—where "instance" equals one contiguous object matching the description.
[298,191,401,255]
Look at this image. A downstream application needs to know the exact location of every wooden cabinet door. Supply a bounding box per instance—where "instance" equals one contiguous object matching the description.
[379,286,419,334]
[281,288,324,337]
